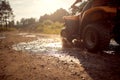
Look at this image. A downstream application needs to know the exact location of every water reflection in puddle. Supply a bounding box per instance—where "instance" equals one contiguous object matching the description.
[18,33,36,38]
[12,38,62,52]
[12,37,81,64]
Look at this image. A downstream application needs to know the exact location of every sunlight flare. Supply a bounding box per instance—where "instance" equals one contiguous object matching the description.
[42,0,62,13]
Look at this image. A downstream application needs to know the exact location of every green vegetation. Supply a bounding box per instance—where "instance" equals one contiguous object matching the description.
[0,27,16,32]
[36,8,68,34]
[0,1,68,34]
[16,8,68,34]
[36,20,64,34]
[0,0,14,30]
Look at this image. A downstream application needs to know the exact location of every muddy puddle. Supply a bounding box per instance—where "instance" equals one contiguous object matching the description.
[12,37,81,63]
[12,33,120,63]
[12,38,62,52]
[12,33,82,63]
[17,33,36,38]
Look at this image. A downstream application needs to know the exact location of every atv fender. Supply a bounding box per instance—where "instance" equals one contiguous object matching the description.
[79,6,117,34]
[81,6,116,25]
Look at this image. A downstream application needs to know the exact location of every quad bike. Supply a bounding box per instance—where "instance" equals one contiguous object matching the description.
[61,0,120,52]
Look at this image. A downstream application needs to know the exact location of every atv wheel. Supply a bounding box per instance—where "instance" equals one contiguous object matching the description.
[83,24,110,52]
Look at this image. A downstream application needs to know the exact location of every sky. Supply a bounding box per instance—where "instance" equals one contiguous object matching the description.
[9,0,75,21]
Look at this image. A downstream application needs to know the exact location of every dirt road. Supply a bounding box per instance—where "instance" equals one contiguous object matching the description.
[0,32,120,80]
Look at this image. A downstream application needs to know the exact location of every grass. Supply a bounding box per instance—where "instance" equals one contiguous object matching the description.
[36,20,64,34]
[0,27,16,32]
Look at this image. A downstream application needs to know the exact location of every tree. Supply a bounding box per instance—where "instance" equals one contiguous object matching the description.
[39,14,50,23]
[0,0,14,28]
[39,8,69,23]
[50,8,69,22]
[19,18,36,26]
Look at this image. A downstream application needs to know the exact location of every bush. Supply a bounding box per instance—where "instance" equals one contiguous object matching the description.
[36,20,64,34]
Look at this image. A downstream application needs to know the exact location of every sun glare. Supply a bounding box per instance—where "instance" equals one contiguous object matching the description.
[43,0,59,5]
[10,0,73,21]
[42,0,62,13]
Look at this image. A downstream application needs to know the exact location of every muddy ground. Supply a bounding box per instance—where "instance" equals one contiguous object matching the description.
[0,31,120,80]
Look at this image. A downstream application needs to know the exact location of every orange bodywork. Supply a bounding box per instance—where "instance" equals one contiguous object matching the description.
[63,15,79,21]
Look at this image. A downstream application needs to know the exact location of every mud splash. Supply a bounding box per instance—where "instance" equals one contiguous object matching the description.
[110,39,119,46]
[103,40,120,55]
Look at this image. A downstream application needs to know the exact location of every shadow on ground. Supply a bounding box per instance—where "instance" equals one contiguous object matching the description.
[61,44,120,80]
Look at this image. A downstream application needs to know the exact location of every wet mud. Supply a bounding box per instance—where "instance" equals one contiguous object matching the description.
[0,32,120,80]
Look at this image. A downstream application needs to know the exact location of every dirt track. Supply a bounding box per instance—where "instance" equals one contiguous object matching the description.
[0,32,120,80]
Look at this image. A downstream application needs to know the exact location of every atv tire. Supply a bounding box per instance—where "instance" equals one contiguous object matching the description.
[82,24,110,52]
